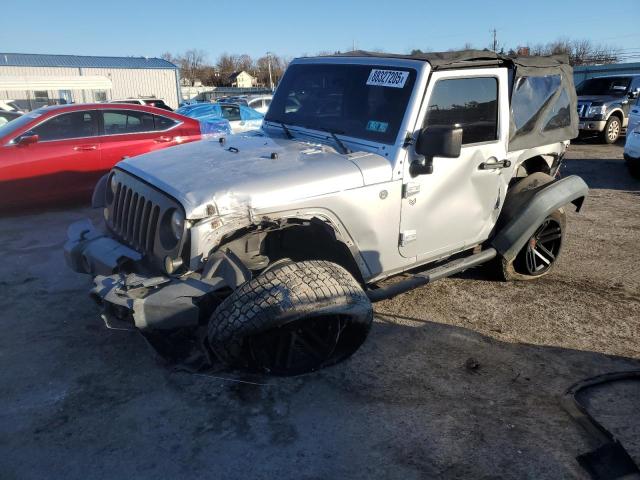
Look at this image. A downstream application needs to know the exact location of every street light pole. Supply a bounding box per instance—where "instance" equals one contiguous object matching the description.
[266,51,274,91]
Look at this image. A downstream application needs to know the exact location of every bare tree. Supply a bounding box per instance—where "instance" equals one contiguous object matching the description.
[513,38,620,65]
[179,49,207,86]
[216,53,239,85]
[160,52,177,65]
[235,54,253,72]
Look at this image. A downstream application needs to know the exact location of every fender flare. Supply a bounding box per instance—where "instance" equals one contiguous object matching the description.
[491,175,589,262]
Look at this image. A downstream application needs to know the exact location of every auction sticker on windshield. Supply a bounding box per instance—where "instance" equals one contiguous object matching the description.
[367,69,409,88]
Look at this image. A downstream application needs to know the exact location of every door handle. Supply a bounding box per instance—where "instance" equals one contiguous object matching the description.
[155,136,174,143]
[479,159,511,170]
[73,144,98,151]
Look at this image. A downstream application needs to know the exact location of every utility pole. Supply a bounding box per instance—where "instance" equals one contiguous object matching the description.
[491,28,497,52]
[352,39,356,52]
[266,51,274,91]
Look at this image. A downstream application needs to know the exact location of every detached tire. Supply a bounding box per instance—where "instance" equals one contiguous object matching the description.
[601,116,621,144]
[207,260,373,375]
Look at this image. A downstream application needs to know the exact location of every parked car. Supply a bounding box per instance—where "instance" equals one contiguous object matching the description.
[0,104,202,209]
[220,95,272,112]
[65,50,587,376]
[176,102,263,133]
[110,98,173,111]
[246,95,273,114]
[576,74,640,143]
[624,124,640,178]
[0,100,24,113]
[0,110,21,127]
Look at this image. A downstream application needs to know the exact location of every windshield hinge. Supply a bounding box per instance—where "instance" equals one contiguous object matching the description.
[403,132,414,148]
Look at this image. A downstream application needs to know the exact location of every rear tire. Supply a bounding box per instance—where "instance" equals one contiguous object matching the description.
[499,209,565,281]
[207,260,373,375]
[601,116,621,144]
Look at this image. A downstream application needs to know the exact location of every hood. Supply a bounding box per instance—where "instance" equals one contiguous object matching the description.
[577,94,625,104]
[118,132,392,218]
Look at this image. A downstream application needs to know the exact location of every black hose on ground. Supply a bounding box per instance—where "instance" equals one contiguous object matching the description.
[561,370,640,480]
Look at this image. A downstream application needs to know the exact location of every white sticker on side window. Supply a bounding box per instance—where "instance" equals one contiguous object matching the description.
[367,69,409,88]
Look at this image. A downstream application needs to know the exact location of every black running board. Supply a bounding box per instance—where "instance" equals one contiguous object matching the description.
[367,248,497,302]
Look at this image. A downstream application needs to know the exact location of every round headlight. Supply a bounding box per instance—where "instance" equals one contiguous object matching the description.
[109,174,117,194]
[170,210,185,240]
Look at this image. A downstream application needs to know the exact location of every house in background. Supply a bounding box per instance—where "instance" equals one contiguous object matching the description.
[0,53,181,110]
[228,71,257,88]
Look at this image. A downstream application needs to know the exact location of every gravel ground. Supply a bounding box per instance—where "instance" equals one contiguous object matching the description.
[1,140,639,479]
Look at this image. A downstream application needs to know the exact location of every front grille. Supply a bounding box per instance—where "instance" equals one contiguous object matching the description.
[106,169,186,267]
[111,184,160,253]
[577,102,590,118]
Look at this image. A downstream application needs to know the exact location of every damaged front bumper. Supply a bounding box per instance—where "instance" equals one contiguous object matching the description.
[90,273,219,330]
[64,219,248,331]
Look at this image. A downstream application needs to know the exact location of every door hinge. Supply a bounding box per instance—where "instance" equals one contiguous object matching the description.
[403,182,421,198]
[400,230,417,246]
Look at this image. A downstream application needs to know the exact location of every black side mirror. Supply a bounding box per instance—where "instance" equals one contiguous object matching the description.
[411,125,463,176]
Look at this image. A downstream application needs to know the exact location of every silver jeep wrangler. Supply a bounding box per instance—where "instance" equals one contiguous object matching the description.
[65,50,588,375]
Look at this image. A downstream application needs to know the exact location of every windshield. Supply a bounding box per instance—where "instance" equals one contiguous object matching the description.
[265,63,417,144]
[577,77,631,96]
[0,109,44,139]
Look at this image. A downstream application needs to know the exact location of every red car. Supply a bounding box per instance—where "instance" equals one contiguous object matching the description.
[0,103,202,210]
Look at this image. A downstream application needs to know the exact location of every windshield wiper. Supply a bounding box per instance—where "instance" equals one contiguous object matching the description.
[279,122,294,139]
[315,127,351,155]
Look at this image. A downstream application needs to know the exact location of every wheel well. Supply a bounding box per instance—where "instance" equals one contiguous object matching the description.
[608,110,623,121]
[217,218,364,283]
[518,156,551,177]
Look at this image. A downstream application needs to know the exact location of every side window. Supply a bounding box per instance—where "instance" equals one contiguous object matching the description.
[154,115,178,130]
[103,110,156,135]
[220,105,241,122]
[424,77,498,145]
[511,75,561,136]
[543,88,571,131]
[31,111,98,141]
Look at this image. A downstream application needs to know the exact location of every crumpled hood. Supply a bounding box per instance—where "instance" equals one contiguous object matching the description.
[118,132,392,218]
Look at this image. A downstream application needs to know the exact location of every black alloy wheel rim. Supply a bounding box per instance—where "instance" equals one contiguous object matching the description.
[246,315,345,375]
[523,218,562,275]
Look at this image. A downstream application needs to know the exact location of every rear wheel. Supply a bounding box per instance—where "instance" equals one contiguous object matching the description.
[500,209,565,281]
[601,116,621,144]
[207,260,373,375]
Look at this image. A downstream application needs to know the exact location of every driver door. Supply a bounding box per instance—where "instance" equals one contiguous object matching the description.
[399,68,513,262]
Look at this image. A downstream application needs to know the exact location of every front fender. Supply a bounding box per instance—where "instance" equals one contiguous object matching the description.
[606,108,626,125]
[491,175,588,262]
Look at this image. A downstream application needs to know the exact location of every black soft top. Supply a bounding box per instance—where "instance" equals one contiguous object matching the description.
[329,49,570,73]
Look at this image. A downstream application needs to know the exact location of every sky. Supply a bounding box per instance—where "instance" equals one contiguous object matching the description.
[1,0,638,62]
